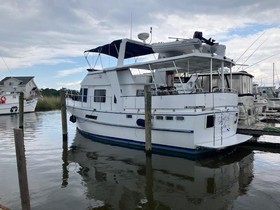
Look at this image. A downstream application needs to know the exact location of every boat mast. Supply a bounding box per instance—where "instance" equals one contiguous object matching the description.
[221,60,225,92]
[273,62,275,87]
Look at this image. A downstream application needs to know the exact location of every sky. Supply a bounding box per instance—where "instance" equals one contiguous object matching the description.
[0,0,280,90]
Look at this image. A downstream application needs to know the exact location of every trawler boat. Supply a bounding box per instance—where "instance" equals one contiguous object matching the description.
[66,31,251,155]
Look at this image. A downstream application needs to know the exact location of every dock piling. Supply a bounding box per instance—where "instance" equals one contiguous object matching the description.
[19,92,24,130]
[144,85,152,155]
[14,128,30,210]
[60,89,68,141]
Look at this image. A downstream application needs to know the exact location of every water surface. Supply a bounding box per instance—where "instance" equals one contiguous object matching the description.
[0,111,280,210]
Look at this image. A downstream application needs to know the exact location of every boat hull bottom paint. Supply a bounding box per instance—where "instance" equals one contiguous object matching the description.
[77,128,239,158]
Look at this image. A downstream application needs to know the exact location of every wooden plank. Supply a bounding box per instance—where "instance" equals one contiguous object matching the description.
[237,122,280,137]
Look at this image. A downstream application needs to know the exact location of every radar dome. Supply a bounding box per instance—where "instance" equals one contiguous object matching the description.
[138,33,149,43]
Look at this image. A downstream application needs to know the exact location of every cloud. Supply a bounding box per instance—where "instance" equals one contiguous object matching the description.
[0,0,279,88]
[56,67,85,78]
[58,80,82,89]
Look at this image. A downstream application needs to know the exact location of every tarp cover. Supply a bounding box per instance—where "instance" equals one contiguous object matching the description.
[84,39,154,59]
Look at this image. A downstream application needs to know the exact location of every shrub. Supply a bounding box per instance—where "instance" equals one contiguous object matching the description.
[35,96,61,111]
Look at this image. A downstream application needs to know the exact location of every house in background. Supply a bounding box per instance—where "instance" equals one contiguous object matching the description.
[0,76,40,98]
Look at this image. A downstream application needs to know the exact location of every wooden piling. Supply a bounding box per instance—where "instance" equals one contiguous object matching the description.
[144,85,152,155]
[19,92,24,130]
[60,89,68,141]
[14,128,30,210]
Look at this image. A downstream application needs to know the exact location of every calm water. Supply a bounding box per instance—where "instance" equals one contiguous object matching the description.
[0,111,280,210]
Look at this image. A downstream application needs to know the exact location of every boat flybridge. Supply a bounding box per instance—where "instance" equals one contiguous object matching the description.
[66,31,252,156]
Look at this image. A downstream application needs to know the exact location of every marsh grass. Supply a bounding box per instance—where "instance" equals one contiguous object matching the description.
[36,96,61,111]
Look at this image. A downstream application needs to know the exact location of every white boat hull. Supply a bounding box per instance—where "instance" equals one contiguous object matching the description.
[67,93,251,155]
[0,94,38,115]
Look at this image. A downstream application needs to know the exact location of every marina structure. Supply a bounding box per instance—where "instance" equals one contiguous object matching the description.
[66,31,252,155]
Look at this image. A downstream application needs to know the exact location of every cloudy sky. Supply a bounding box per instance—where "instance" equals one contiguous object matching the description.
[0,0,279,90]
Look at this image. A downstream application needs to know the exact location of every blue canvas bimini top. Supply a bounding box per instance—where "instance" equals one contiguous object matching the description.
[84,39,154,59]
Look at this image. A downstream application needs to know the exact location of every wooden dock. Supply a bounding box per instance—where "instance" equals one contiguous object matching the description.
[237,122,280,137]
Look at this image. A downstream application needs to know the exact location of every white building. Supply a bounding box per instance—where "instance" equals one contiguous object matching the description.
[0,76,40,98]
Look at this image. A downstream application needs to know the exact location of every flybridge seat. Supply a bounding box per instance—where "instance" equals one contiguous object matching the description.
[184,74,198,91]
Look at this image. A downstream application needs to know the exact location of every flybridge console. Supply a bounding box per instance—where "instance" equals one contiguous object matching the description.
[193,31,216,46]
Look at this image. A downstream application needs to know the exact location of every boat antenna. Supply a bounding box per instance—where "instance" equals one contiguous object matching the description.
[236,37,268,71]
[242,52,280,71]
[235,31,265,63]
[149,27,153,44]
[130,13,133,39]
[0,53,13,76]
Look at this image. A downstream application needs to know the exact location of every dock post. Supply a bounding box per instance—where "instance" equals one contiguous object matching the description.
[60,89,68,141]
[144,85,152,155]
[19,92,24,130]
[14,128,30,210]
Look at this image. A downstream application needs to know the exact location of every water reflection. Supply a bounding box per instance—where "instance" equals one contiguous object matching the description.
[61,139,69,188]
[68,132,254,210]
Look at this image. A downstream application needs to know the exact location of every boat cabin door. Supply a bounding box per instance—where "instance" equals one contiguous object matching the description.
[166,71,175,87]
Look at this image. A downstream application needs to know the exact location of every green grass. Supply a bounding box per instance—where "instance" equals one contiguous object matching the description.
[35,96,61,111]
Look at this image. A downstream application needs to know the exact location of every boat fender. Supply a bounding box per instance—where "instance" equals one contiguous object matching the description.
[70,115,76,123]
[10,106,18,113]
[0,96,6,104]
[136,118,145,127]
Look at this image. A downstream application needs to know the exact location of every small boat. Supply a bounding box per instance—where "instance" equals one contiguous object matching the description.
[66,31,251,156]
[0,94,38,115]
[0,76,39,115]
[256,86,280,111]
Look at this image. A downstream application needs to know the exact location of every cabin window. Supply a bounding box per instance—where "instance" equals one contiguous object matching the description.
[85,115,97,120]
[94,89,106,103]
[114,95,117,104]
[83,88,88,102]
[206,115,215,128]
[126,115,132,118]
[79,88,88,102]
[166,116,173,120]
[136,89,144,96]
[156,116,163,120]
[176,116,184,121]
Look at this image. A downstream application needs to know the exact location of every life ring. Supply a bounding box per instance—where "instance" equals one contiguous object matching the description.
[0,96,6,104]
